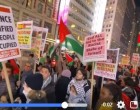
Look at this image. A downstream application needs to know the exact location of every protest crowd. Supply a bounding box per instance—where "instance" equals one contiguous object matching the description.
[0,53,140,110]
[0,4,140,110]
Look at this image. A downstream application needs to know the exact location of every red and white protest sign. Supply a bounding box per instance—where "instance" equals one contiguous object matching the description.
[83,32,107,62]
[131,53,139,65]
[94,49,120,80]
[0,5,21,62]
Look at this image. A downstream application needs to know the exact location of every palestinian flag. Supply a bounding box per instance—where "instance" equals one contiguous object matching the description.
[137,33,140,46]
[65,53,73,63]
[48,43,59,57]
[59,18,84,63]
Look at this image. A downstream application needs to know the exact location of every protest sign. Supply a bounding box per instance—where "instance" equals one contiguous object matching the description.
[41,28,48,52]
[121,56,130,65]
[0,5,21,62]
[17,21,33,49]
[83,32,107,62]
[31,26,42,63]
[94,49,119,80]
[131,53,139,65]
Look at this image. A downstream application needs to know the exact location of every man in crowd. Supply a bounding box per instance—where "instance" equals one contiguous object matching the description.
[28,54,35,69]
[0,63,16,99]
[40,66,55,103]
[21,62,33,85]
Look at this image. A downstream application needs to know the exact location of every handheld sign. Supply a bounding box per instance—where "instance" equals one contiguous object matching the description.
[17,21,33,49]
[0,5,21,103]
[0,5,21,61]
[83,32,107,62]
[94,49,120,80]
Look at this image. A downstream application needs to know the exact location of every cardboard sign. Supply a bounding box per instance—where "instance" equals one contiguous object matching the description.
[83,32,107,62]
[31,26,42,62]
[0,5,21,61]
[121,56,130,65]
[41,28,48,52]
[131,53,139,65]
[17,21,33,49]
[94,49,119,80]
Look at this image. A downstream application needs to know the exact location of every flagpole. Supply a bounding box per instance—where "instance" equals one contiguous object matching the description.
[54,0,61,40]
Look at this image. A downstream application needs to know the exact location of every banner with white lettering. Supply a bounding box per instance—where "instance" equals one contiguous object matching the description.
[17,21,33,49]
[94,49,120,80]
[0,5,21,61]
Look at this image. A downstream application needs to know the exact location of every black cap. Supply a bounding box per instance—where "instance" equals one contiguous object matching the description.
[25,74,43,90]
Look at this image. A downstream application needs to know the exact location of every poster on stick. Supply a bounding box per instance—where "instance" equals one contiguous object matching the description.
[121,56,130,65]
[41,28,48,52]
[131,53,139,65]
[17,21,33,49]
[31,26,42,63]
[94,49,120,80]
[83,32,107,62]
[0,5,21,62]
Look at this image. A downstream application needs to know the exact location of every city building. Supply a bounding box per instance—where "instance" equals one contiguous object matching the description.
[65,0,96,43]
[0,0,56,39]
[102,0,136,55]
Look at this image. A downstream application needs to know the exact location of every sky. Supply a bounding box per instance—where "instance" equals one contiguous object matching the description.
[135,0,140,7]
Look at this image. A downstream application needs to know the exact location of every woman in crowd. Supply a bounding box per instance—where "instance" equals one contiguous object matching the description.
[121,77,138,101]
[96,83,122,110]
[67,68,91,107]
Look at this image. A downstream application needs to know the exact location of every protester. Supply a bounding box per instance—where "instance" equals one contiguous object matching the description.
[28,54,35,69]
[67,68,91,106]
[23,74,47,110]
[121,77,138,101]
[116,66,123,81]
[0,63,16,99]
[96,83,122,110]
[55,69,71,103]
[36,63,43,73]
[68,84,86,110]
[40,66,56,103]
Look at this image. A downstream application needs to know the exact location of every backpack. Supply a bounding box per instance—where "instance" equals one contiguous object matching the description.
[83,80,91,93]
[122,92,131,110]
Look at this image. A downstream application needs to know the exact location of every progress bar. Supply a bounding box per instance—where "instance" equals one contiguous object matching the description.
[0,102,87,109]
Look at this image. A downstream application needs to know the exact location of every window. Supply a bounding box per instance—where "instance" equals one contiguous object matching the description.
[37,2,43,13]
[47,8,52,17]
[26,0,32,8]
[44,22,52,33]
[12,0,18,2]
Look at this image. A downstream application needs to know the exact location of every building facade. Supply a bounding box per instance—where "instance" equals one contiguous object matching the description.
[102,0,136,55]
[66,0,95,43]
[0,0,56,39]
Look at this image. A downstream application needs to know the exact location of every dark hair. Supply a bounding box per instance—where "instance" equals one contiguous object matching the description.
[103,83,122,103]
[123,77,135,87]
[76,68,87,79]
[29,54,34,58]
[42,66,51,74]
[6,63,13,74]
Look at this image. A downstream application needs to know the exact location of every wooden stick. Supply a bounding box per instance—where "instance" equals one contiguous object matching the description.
[33,62,36,74]
[90,62,95,110]
[2,62,14,103]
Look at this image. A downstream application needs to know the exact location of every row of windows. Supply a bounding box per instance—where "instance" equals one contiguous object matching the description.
[68,21,92,35]
[12,0,53,18]
[75,0,94,15]
[70,3,93,22]
[106,0,115,6]
[69,13,92,29]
